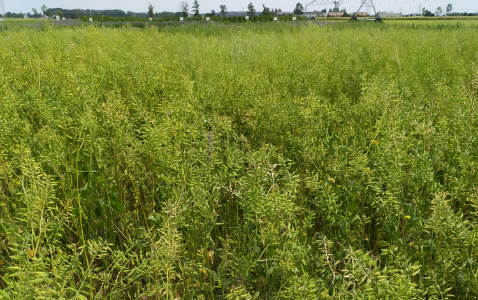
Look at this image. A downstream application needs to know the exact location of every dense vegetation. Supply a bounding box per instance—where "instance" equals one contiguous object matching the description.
[0,21,478,299]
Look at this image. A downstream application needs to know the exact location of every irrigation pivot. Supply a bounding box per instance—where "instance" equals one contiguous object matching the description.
[351,0,382,22]
[304,0,352,19]
[305,0,345,11]
[304,0,381,22]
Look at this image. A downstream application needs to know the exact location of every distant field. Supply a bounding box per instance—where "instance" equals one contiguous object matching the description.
[3,15,478,23]
[0,18,49,23]
[0,21,477,299]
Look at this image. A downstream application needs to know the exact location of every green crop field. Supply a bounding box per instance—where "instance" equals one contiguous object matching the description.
[0,21,478,299]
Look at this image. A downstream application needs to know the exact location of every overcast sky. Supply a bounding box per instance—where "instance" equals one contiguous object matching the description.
[6,0,478,15]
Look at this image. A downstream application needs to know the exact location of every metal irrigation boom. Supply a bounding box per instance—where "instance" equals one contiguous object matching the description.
[352,0,377,17]
[305,0,354,11]
[350,0,381,21]
[305,0,382,22]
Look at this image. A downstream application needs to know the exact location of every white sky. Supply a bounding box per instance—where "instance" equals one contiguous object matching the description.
[6,0,478,15]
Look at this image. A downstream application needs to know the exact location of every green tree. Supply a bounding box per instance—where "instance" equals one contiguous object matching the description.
[247,2,255,17]
[332,0,340,12]
[179,1,189,17]
[75,8,82,19]
[220,4,227,17]
[293,3,304,15]
[41,4,50,17]
[436,6,442,15]
[262,4,272,16]
[446,4,453,15]
[192,0,200,17]
[422,7,433,16]
[32,8,38,15]
[148,3,154,18]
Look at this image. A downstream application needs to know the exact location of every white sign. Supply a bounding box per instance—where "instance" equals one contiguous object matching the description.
[0,18,3,22]
[245,16,249,20]
[206,17,210,21]
[293,17,296,20]
[56,16,60,21]
[180,17,184,21]
[149,17,152,21]
[274,17,277,21]
[89,18,93,22]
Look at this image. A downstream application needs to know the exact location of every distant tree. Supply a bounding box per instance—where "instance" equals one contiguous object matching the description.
[75,8,82,19]
[293,3,304,15]
[192,0,200,17]
[179,2,189,17]
[247,3,255,17]
[436,6,442,15]
[41,4,50,17]
[446,4,453,15]
[422,8,433,16]
[32,8,38,15]
[262,4,272,16]
[210,10,216,17]
[220,5,227,17]
[148,3,154,18]
[332,2,340,12]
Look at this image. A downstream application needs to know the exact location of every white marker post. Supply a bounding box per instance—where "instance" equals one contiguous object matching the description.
[245,16,249,20]
[0,18,3,22]
[89,18,93,22]
[180,17,184,22]
[274,17,277,21]
[149,17,152,21]
[56,16,60,21]
[293,17,297,21]
[206,17,210,21]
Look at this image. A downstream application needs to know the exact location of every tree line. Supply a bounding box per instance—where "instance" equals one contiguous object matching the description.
[0,7,184,19]
[2,2,476,19]
[156,2,300,18]
[1,3,308,19]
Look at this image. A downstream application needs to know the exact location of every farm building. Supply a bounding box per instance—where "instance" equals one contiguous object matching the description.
[328,12,344,17]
